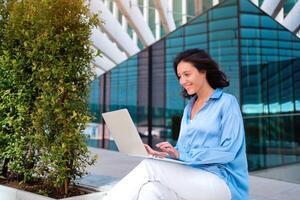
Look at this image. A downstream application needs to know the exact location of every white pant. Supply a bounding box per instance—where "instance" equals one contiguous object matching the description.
[104,159,231,200]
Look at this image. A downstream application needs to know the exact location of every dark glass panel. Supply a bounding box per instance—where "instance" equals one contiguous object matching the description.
[165,25,184,130]
[152,40,165,131]
[261,29,278,40]
[185,22,207,35]
[240,0,300,172]
[185,34,206,46]
[209,18,237,32]
[260,16,279,29]
[278,30,293,41]
[240,0,261,13]
[245,117,267,171]
[240,14,259,27]
[208,5,237,20]
[281,115,298,164]
[295,115,300,162]
[137,42,165,143]
[110,67,119,111]
[293,59,300,111]
[209,30,238,41]
[268,63,281,113]
[240,28,260,38]
[265,117,283,168]
[88,77,101,122]
[279,62,294,112]
[137,50,149,132]
[208,4,239,99]
[187,13,207,26]
[127,56,138,123]
[292,41,300,51]
[118,63,127,107]
[104,72,111,113]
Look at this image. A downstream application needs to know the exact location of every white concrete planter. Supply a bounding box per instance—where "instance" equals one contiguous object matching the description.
[0,185,106,200]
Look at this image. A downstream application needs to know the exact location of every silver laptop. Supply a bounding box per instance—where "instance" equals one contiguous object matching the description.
[102,109,185,164]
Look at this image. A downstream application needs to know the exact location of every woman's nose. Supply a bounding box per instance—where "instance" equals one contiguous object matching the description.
[179,77,185,86]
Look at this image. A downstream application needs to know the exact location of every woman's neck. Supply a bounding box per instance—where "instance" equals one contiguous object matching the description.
[195,86,214,102]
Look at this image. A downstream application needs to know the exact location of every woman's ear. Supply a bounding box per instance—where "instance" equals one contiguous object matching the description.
[199,69,206,74]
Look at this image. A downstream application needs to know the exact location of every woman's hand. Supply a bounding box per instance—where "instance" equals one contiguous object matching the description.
[155,142,179,159]
[144,144,168,158]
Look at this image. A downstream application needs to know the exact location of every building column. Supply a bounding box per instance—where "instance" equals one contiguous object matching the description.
[113,2,119,18]
[155,9,161,40]
[275,8,284,24]
[182,0,187,24]
[122,15,128,31]
[143,0,149,23]
[212,0,219,6]
[282,1,300,33]
[195,0,203,16]
[251,0,259,6]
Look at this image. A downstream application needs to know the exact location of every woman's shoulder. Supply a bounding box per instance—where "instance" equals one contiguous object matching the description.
[218,91,240,109]
[220,91,238,103]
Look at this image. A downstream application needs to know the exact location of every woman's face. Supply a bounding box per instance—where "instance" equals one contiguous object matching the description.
[177,61,206,96]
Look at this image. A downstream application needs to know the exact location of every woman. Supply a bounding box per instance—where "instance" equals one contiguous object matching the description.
[104,49,248,200]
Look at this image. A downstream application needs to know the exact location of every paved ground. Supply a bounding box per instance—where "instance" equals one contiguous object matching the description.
[251,163,300,184]
[77,147,300,200]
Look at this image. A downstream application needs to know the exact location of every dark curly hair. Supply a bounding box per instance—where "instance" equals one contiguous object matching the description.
[173,49,229,98]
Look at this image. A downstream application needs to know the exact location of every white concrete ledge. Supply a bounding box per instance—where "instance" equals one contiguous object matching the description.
[0,185,106,200]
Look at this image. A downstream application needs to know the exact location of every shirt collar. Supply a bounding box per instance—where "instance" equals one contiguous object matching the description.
[189,88,223,106]
[209,88,223,100]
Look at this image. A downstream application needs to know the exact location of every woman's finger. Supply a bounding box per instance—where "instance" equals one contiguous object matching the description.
[153,151,168,158]
[156,142,173,150]
[144,144,155,154]
[144,144,163,156]
[161,147,179,159]
[145,143,176,158]
[158,144,175,153]
[156,142,171,148]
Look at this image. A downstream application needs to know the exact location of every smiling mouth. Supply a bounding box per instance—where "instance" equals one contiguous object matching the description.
[184,85,192,90]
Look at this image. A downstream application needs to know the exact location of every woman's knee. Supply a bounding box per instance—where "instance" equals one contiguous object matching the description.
[137,182,159,200]
[138,181,181,200]
[205,174,231,200]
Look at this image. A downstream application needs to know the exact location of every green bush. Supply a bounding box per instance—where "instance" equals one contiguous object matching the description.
[0,0,100,195]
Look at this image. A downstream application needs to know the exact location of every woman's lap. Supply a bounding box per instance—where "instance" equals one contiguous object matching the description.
[104,159,231,200]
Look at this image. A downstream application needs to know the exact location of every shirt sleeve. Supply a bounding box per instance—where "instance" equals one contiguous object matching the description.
[178,96,245,165]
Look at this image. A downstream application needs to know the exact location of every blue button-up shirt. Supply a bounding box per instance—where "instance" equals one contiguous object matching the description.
[175,88,249,200]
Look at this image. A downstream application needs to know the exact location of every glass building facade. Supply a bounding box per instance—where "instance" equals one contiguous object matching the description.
[88,0,300,171]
